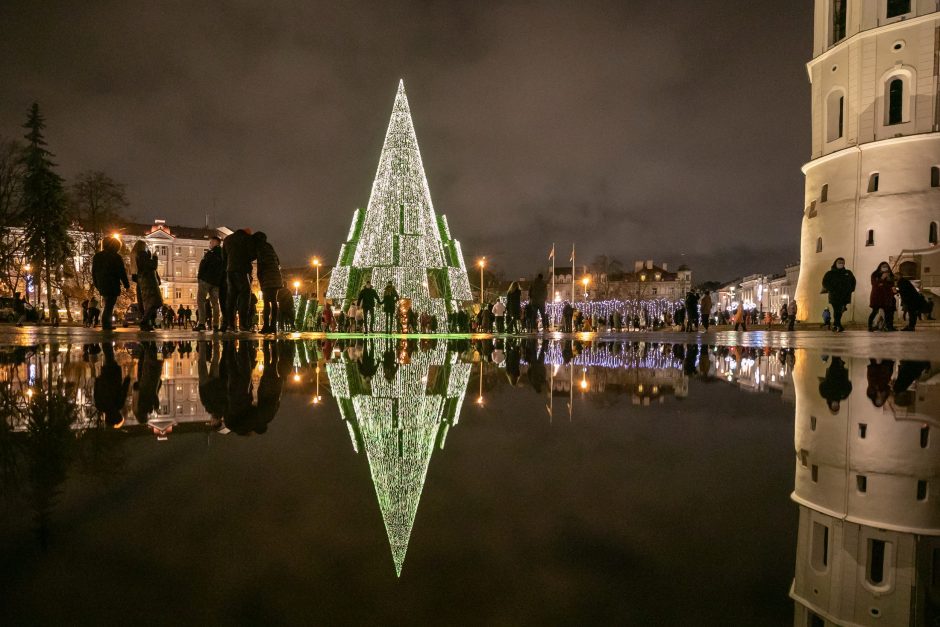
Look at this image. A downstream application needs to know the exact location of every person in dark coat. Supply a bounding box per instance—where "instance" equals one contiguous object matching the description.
[130,240,162,331]
[197,341,227,422]
[896,272,925,331]
[562,301,574,333]
[222,229,257,332]
[684,291,700,332]
[866,359,894,407]
[222,339,262,435]
[277,288,295,331]
[357,340,378,379]
[253,232,284,334]
[818,356,852,414]
[868,261,896,331]
[132,342,162,422]
[196,236,224,331]
[821,257,856,332]
[94,342,131,427]
[506,282,522,334]
[357,281,379,333]
[256,339,287,430]
[529,274,548,331]
[381,281,399,333]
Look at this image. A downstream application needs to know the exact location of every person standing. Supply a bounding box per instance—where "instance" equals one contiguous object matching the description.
[822,308,831,330]
[381,281,399,332]
[81,299,90,327]
[868,261,897,331]
[699,292,712,331]
[91,237,130,332]
[896,272,925,331]
[13,292,28,326]
[787,299,798,331]
[529,273,548,331]
[492,298,506,333]
[506,282,522,334]
[253,232,284,334]
[562,301,574,333]
[684,291,700,332]
[222,228,257,332]
[356,280,379,333]
[131,240,163,332]
[821,257,856,332]
[176,304,186,328]
[732,305,747,332]
[196,236,224,332]
[49,299,60,327]
[88,296,100,327]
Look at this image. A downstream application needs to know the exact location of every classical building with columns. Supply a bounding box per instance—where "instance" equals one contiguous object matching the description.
[794,0,940,323]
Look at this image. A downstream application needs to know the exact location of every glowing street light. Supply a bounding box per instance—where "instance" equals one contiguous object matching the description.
[478,257,486,305]
[582,276,590,298]
[311,257,321,305]
[293,280,301,296]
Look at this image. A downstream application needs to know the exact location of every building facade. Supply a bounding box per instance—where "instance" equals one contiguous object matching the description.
[794,0,940,323]
[552,261,692,302]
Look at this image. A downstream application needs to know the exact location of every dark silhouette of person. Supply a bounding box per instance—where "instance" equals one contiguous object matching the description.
[198,341,227,423]
[818,356,853,414]
[94,342,130,428]
[133,342,162,423]
[222,340,262,435]
[255,340,286,431]
[524,338,548,393]
[892,360,930,404]
[382,346,399,383]
[358,340,378,379]
[866,359,894,408]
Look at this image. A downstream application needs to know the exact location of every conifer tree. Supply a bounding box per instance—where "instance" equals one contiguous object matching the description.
[20,103,73,312]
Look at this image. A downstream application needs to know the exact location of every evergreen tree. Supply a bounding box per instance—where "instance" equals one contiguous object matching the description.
[20,103,73,312]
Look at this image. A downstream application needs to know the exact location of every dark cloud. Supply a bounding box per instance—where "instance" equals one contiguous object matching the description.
[0,0,811,282]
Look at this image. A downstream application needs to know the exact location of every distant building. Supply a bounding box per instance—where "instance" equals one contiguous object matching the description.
[552,260,692,302]
[793,0,940,323]
[714,263,800,317]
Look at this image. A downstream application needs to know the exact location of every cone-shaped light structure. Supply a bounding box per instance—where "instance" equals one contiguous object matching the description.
[326,80,472,331]
[327,338,471,576]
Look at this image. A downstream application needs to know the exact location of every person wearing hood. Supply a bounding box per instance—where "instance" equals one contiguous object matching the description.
[821,257,856,332]
[868,261,897,331]
[253,231,284,334]
[91,237,130,332]
[222,228,257,332]
[506,282,522,334]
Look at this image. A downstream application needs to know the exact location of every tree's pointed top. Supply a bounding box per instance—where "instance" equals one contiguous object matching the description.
[398,78,405,91]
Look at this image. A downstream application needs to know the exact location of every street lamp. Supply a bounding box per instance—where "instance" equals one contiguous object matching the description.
[478,257,486,305]
[311,257,321,305]
[293,280,301,296]
[582,276,589,299]
[23,263,31,304]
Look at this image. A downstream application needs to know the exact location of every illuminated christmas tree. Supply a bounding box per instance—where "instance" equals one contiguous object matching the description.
[326,80,472,331]
[327,339,472,576]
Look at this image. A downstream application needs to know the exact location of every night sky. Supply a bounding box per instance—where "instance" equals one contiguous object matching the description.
[0,1,812,282]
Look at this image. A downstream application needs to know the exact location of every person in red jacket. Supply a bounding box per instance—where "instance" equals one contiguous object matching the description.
[868,261,897,332]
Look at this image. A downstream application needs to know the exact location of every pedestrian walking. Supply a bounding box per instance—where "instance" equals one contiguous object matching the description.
[130,240,163,331]
[868,261,897,331]
[49,299,61,327]
[81,299,90,327]
[12,292,28,326]
[732,306,747,332]
[356,280,379,333]
[562,301,574,333]
[381,281,399,332]
[492,299,506,333]
[253,232,284,334]
[787,299,798,331]
[699,292,712,331]
[684,291,700,332]
[196,236,224,331]
[821,257,856,332]
[88,297,101,327]
[222,228,257,332]
[177,305,186,328]
[92,237,130,331]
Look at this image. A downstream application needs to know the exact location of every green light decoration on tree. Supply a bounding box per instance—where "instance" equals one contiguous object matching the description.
[326,80,472,331]
[327,339,472,576]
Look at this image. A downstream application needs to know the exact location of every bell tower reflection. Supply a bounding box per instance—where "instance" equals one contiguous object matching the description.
[326,338,472,576]
[790,353,940,626]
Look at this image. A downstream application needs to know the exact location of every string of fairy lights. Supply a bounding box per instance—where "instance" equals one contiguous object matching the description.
[325,80,472,329]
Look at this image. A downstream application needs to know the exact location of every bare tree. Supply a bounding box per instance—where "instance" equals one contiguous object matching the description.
[590,254,624,298]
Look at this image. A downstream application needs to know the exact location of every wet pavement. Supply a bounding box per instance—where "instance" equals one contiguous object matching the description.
[0,333,937,625]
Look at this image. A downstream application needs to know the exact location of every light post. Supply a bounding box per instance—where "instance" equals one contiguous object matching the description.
[311,257,321,305]
[23,263,31,304]
[293,280,301,297]
[478,257,486,305]
[582,276,589,299]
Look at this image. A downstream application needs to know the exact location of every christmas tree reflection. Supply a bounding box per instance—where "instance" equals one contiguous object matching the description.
[327,338,471,576]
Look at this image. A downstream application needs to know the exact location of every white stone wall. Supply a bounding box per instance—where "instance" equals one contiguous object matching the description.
[797,3,940,322]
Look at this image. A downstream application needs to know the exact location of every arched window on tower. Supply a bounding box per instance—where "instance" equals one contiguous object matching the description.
[826,91,844,142]
[931,166,939,188]
[868,172,880,193]
[821,184,829,203]
[887,78,904,125]
[866,230,875,247]
[816,237,823,253]
[930,222,939,246]
[886,0,911,18]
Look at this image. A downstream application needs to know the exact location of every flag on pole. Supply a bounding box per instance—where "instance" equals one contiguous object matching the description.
[548,244,554,260]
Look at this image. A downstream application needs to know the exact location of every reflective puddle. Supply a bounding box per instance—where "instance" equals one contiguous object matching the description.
[0,339,937,625]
